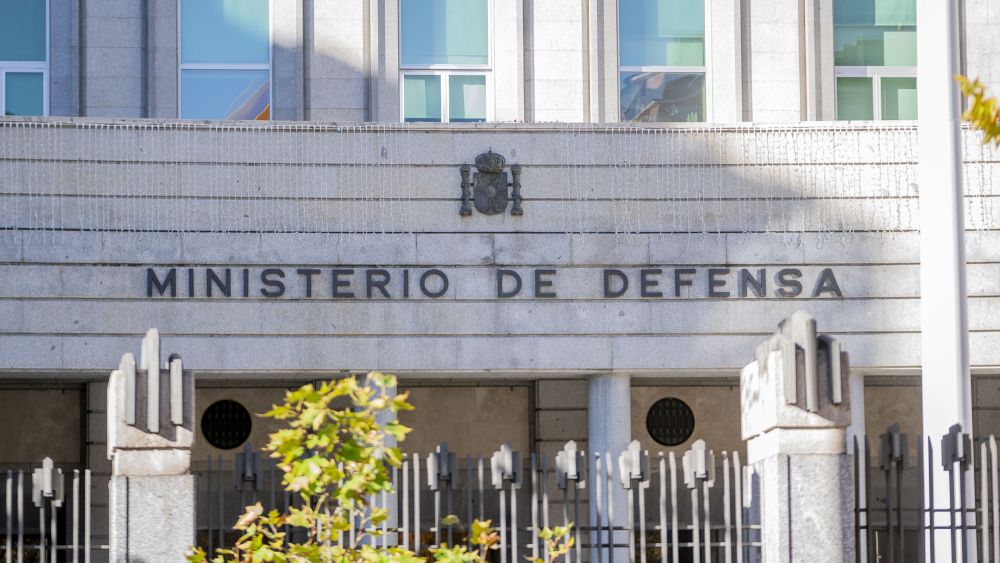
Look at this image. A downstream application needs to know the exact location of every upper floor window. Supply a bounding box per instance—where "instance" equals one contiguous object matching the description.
[618,0,705,122]
[180,0,271,120]
[399,0,490,123]
[834,0,916,120]
[0,0,47,116]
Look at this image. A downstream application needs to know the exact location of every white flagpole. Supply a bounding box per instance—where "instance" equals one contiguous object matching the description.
[917,0,974,560]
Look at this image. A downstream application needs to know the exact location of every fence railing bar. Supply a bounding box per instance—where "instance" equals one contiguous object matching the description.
[627,480,635,563]
[83,469,90,563]
[72,469,80,563]
[896,451,904,563]
[658,454,667,563]
[499,482,507,563]
[983,440,991,563]
[639,471,647,563]
[670,452,679,563]
[927,437,936,562]
[465,455,472,548]
[542,455,550,562]
[691,482,700,563]
[605,451,614,563]
[383,467,392,549]
[38,486,45,563]
[269,462,276,525]
[884,449,894,563]
[402,456,409,552]
[432,469,440,548]
[530,453,538,561]
[723,455,732,563]
[949,456,958,563]
[206,456,213,556]
[477,455,485,523]
[217,455,224,551]
[959,451,969,563]
[734,451,743,563]
[413,453,421,556]
[703,476,711,563]
[510,477,519,563]
[5,470,11,563]
[593,453,602,563]
[446,473,454,547]
[992,436,999,563]
[573,467,581,563]
[866,437,876,563]
[853,437,861,563]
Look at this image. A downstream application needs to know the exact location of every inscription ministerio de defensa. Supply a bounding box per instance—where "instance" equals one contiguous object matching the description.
[145,267,844,299]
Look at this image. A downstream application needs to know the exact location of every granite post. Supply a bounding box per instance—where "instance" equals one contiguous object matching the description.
[107,329,195,562]
[740,311,854,563]
[587,372,630,562]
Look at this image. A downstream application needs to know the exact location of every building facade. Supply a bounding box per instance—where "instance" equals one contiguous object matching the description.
[2,0,1000,558]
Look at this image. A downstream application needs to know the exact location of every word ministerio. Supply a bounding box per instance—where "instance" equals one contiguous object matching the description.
[146,267,844,299]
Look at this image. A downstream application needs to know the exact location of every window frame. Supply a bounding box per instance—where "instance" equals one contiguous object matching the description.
[397,0,494,123]
[834,65,916,121]
[176,0,274,120]
[0,0,50,117]
[616,0,709,123]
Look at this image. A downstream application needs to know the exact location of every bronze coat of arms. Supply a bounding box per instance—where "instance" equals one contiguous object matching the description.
[460,151,523,216]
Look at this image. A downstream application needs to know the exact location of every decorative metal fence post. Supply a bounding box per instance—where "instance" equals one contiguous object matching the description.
[740,311,854,563]
[107,329,195,562]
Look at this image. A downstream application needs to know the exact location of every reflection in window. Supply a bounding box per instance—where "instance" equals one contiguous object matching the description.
[180,0,270,120]
[620,72,704,122]
[0,0,47,116]
[618,0,706,122]
[400,0,490,123]
[834,0,916,120]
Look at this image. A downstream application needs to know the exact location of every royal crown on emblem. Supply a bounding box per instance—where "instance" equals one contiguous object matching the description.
[474,151,506,174]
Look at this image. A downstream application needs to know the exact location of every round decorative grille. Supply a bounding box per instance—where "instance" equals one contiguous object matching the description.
[645,398,695,446]
[201,400,252,449]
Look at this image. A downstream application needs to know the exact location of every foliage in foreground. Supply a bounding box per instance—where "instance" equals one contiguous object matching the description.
[959,76,1000,145]
[186,372,571,563]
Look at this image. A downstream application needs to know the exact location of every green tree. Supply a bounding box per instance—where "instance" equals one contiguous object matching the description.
[959,76,1000,145]
[187,372,572,563]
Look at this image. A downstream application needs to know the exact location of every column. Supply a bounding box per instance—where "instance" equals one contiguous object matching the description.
[741,312,854,563]
[587,372,630,561]
[107,329,195,562]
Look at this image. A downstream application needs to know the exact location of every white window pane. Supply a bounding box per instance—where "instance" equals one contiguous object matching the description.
[619,0,705,67]
[181,0,270,64]
[4,72,44,116]
[0,0,46,62]
[836,77,874,120]
[401,0,488,66]
[449,75,486,122]
[181,69,270,120]
[834,0,916,66]
[403,75,442,122]
[880,77,917,120]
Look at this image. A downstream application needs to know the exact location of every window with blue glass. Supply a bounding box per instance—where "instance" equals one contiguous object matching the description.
[400,0,490,123]
[180,0,271,120]
[834,0,916,120]
[0,0,47,116]
[619,0,705,122]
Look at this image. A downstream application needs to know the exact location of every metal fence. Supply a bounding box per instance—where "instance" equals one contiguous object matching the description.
[195,440,761,563]
[0,458,103,563]
[855,423,1000,563]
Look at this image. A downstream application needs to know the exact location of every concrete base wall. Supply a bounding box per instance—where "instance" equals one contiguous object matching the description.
[754,452,855,563]
[109,474,195,562]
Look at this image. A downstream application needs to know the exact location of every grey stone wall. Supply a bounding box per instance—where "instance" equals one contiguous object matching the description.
[0,120,999,377]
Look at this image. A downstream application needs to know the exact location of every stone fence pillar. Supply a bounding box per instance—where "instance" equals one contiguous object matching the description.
[107,329,195,562]
[740,311,854,563]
